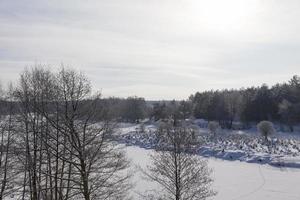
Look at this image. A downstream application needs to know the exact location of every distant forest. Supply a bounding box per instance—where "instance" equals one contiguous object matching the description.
[68,75,300,131]
[101,75,300,131]
[189,75,300,130]
[1,75,300,131]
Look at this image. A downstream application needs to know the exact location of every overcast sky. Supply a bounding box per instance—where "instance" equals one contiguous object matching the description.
[0,0,300,100]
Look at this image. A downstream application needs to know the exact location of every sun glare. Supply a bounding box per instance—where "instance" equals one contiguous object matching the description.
[186,0,259,36]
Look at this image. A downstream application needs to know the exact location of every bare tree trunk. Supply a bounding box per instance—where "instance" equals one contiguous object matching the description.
[143,122,215,200]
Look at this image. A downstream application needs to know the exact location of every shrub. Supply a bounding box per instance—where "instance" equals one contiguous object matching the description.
[257,121,275,141]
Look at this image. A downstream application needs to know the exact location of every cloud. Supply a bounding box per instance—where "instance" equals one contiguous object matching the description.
[0,0,300,99]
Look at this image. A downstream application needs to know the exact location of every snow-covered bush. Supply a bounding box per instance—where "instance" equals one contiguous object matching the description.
[208,121,220,137]
[257,121,275,141]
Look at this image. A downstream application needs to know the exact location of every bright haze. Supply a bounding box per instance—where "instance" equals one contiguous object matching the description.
[0,0,300,100]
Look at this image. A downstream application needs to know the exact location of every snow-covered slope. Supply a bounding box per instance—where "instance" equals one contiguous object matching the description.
[126,146,300,200]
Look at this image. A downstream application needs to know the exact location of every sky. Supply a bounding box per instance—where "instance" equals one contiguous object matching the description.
[0,0,300,100]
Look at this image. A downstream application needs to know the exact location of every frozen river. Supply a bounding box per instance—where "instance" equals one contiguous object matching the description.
[125,146,300,200]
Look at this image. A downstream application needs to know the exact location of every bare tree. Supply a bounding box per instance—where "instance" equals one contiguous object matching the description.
[37,67,131,200]
[56,68,130,199]
[208,121,220,138]
[257,121,275,141]
[278,99,294,132]
[0,84,19,200]
[13,66,132,200]
[14,67,58,200]
[142,122,215,200]
[224,90,242,129]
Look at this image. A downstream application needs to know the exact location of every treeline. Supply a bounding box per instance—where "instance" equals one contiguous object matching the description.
[100,98,192,124]
[102,75,300,132]
[189,75,300,131]
[1,72,300,131]
[99,96,148,122]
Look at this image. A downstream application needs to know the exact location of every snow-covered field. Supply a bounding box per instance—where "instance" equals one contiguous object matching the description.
[126,146,300,200]
[117,122,300,199]
[117,122,300,168]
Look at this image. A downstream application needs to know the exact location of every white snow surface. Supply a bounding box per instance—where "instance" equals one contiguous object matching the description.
[126,146,300,200]
[117,122,300,167]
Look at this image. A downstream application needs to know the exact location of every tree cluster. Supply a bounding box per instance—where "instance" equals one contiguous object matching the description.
[150,100,193,124]
[0,67,131,200]
[190,76,300,130]
[97,96,148,123]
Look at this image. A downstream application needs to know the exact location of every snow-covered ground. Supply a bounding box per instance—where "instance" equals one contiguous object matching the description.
[126,146,300,200]
[118,122,300,199]
[116,122,300,168]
